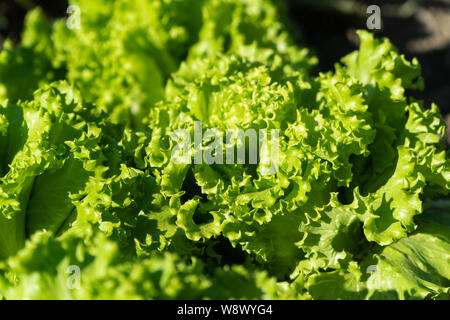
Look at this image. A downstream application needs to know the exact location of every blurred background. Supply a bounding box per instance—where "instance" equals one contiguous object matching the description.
[287,0,450,142]
[1,0,449,138]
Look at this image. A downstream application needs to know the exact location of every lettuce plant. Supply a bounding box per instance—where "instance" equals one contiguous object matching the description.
[0,0,449,300]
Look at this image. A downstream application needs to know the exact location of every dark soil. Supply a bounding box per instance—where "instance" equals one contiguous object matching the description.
[0,0,67,43]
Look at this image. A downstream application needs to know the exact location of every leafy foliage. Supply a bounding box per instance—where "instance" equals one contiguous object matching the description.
[0,0,448,300]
